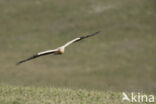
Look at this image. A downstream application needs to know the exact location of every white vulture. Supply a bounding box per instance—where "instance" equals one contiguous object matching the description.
[16,31,100,65]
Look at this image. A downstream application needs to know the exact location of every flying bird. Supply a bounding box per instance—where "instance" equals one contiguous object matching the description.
[16,31,100,65]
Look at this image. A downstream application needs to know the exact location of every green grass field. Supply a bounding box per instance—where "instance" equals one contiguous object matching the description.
[0,0,156,103]
[0,84,152,104]
[0,84,119,104]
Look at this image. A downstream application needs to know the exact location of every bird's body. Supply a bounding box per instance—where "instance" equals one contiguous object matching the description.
[54,47,65,55]
[17,31,100,65]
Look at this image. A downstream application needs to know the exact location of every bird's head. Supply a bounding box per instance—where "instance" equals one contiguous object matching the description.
[59,48,64,54]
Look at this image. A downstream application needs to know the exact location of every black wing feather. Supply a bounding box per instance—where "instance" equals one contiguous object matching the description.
[74,31,100,43]
[16,54,39,65]
[16,51,55,65]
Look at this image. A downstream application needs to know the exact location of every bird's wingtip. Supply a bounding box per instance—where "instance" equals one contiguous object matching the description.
[91,31,100,36]
[95,31,100,34]
[16,61,22,66]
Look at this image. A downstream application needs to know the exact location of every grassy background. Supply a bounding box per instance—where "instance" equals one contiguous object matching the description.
[2,84,156,104]
[0,84,124,104]
[0,0,156,96]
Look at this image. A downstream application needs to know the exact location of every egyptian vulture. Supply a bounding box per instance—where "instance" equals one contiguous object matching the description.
[17,31,100,65]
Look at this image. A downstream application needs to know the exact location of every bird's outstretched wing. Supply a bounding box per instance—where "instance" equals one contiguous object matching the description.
[62,31,100,48]
[16,49,57,65]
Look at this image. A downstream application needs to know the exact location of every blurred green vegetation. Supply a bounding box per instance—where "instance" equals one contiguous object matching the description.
[0,84,133,104]
[0,0,155,93]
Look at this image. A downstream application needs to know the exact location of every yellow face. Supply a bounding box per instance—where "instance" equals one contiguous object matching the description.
[59,48,64,54]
